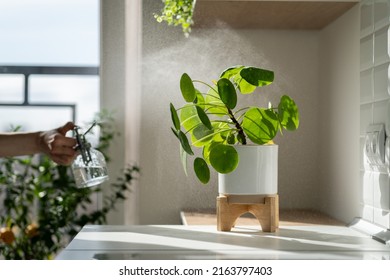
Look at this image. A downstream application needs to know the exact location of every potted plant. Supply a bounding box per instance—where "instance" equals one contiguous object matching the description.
[170,65,299,195]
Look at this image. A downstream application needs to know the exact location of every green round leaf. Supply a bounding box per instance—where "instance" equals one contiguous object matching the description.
[194,89,205,109]
[180,104,201,131]
[178,131,194,155]
[237,133,246,144]
[220,66,256,94]
[195,105,212,130]
[171,127,179,139]
[180,73,196,102]
[217,78,237,109]
[211,122,231,143]
[191,124,214,147]
[194,157,210,184]
[278,95,299,131]
[205,88,228,116]
[240,67,274,87]
[170,103,180,130]
[203,142,221,165]
[226,132,236,144]
[220,65,244,79]
[209,144,239,174]
[242,107,279,145]
[235,77,257,94]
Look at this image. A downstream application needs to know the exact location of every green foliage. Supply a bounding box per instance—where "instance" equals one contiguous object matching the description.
[170,65,300,184]
[0,112,140,259]
[193,157,209,184]
[242,107,279,145]
[154,0,196,37]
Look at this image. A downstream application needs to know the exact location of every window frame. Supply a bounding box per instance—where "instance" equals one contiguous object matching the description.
[0,65,99,122]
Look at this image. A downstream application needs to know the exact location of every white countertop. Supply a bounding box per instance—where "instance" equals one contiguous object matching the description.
[56,224,390,260]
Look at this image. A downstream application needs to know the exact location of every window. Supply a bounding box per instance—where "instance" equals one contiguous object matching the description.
[0,0,100,133]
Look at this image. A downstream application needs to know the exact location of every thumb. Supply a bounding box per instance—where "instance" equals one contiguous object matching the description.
[57,122,75,136]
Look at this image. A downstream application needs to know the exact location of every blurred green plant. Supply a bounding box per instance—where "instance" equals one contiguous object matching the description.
[154,0,196,37]
[0,112,139,259]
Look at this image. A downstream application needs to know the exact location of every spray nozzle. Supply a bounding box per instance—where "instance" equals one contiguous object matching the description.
[74,122,97,165]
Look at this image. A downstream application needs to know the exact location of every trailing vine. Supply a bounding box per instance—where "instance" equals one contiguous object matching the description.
[154,0,196,37]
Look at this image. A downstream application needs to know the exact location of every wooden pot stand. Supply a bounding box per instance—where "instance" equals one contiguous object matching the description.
[217,194,279,232]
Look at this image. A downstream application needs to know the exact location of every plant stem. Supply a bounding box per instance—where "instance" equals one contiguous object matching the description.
[228,108,246,145]
[192,80,218,95]
[191,128,236,146]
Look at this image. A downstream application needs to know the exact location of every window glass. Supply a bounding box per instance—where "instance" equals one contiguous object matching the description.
[29,75,99,128]
[0,0,101,229]
[0,74,24,103]
[0,0,100,134]
[0,0,99,66]
[0,107,73,132]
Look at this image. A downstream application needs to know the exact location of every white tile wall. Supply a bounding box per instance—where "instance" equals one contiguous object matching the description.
[374,27,390,65]
[363,171,374,205]
[373,172,390,210]
[361,0,373,36]
[361,69,373,103]
[361,36,374,70]
[362,205,374,221]
[360,0,390,230]
[361,138,366,170]
[373,208,390,228]
[360,104,373,135]
[388,67,390,96]
[374,0,390,29]
[373,63,389,100]
[373,100,389,124]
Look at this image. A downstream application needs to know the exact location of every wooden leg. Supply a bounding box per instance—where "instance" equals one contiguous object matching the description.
[249,196,278,232]
[217,196,247,231]
[217,195,279,233]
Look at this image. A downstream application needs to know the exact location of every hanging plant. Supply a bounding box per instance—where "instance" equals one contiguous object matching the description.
[154,0,196,37]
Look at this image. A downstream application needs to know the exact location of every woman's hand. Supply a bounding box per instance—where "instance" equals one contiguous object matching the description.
[39,122,78,165]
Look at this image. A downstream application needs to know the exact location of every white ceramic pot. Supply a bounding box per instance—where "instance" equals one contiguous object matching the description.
[218,145,278,195]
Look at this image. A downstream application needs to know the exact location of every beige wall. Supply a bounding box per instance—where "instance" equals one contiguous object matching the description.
[318,5,360,223]
[139,0,321,224]
[101,0,361,225]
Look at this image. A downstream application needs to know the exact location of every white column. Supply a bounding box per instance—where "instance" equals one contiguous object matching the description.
[100,0,141,224]
[124,0,142,225]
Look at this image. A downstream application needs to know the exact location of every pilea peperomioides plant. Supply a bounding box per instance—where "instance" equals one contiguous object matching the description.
[170,65,300,184]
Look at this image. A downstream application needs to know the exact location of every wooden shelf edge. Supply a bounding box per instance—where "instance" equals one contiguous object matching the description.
[193,1,358,30]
